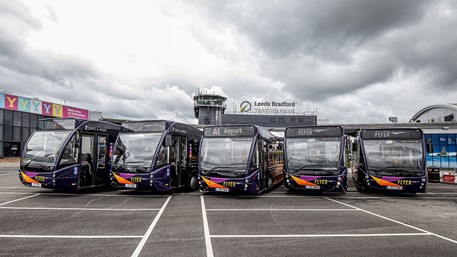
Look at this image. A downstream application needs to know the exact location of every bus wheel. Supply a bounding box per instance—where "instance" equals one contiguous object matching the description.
[187,171,198,191]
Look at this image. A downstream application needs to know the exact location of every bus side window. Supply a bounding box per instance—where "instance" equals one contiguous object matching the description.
[189,140,199,162]
[58,134,78,168]
[155,146,168,168]
[181,139,187,166]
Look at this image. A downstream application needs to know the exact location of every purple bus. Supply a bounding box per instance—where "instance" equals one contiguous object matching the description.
[198,125,284,194]
[110,121,202,191]
[284,126,348,193]
[20,118,121,191]
[352,128,427,193]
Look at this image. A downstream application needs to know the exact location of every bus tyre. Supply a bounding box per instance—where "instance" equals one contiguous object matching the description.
[187,171,198,191]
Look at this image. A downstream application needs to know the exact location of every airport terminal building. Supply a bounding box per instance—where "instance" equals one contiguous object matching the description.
[0,93,99,158]
[193,89,317,127]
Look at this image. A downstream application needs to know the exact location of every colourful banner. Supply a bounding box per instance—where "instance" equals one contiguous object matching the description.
[30,99,42,114]
[0,94,4,109]
[41,101,53,116]
[5,94,18,110]
[0,93,89,120]
[18,97,31,112]
[52,103,63,117]
[63,106,89,119]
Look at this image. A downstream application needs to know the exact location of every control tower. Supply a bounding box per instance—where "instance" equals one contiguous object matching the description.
[193,88,227,125]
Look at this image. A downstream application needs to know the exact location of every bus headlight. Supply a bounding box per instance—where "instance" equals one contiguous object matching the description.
[285,174,289,178]
[245,179,249,183]
[422,178,426,182]
[365,175,369,179]
[337,177,342,181]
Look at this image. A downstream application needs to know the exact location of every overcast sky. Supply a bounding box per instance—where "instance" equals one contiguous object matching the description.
[1,0,457,124]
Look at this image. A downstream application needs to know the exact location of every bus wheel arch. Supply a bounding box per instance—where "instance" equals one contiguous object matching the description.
[187,170,198,191]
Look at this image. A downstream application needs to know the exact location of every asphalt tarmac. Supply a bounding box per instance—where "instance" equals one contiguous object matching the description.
[0,166,456,257]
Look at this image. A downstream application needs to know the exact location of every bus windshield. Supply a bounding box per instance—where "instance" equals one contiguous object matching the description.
[286,137,340,175]
[22,130,72,172]
[113,132,162,173]
[363,140,423,176]
[200,137,253,178]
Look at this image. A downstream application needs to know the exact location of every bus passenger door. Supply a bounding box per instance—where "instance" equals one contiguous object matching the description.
[79,135,95,187]
[95,135,108,185]
[171,136,187,188]
[170,137,178,188]
[179,137,188,187]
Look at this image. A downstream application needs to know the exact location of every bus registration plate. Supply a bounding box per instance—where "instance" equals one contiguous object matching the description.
[305,185,320,190]
[215,188,229,192]
[125,184,137,188]
[386,186,403,190]
[31,183,41,187]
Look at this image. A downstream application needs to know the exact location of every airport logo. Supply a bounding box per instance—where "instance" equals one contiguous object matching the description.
[240,101,251,112]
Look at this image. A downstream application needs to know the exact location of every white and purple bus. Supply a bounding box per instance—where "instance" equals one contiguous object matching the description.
[20,118,121,191]
[198,125,284,194]
[284,126,348,193]
[353,128,427,193]
[110,120,202,192]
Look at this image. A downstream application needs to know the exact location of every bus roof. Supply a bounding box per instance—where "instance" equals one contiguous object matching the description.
[285,126,343,138]
[37,118,121,133]
[203,124,278,140]
[121,120,202,137]
[37,118,83,130]
[361,128,423,140]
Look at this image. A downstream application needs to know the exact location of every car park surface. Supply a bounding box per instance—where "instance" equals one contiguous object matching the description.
[1,166,457,257]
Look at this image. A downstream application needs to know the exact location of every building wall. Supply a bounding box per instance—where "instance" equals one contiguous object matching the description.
[197,106,225,125]
[0,109,47,157]
[412,106,457,123]
[221,114,317,127]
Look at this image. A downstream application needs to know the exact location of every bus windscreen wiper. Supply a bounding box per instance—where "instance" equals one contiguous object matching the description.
[294,164,326,172]
[27,161,52,172]
[22,159,32,169]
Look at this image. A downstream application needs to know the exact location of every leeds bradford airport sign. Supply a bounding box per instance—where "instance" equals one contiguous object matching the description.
[0,93,89,120]
[239,100,296,114]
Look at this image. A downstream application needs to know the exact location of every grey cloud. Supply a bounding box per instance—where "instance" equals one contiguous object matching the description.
[194,0,433,60]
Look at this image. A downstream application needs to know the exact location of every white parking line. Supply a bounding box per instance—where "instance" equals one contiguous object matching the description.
[211,233,431,238]
[206,208,357,211]
[0,192,38,195]
[0,191,171,197]
[324,197,457,245]
[0,172,16,177]
[0,194,40,206]
[201,196,214,257]
[0,235,143,239]
[0,207,160,211]
[131,195,172,257]
[0,187,38,189]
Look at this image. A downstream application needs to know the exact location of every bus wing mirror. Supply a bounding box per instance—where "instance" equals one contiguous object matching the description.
[352,142,358,151]
[164,135,172,147]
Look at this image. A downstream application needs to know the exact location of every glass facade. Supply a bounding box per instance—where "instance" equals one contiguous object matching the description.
[425,133,457,169]
[0,109,46,157]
